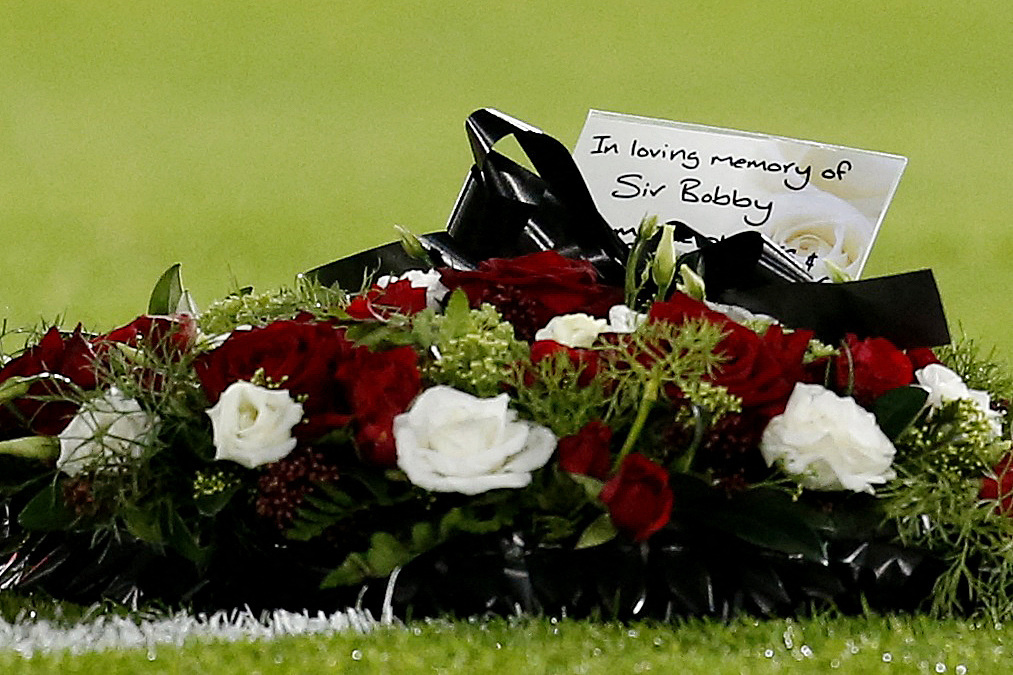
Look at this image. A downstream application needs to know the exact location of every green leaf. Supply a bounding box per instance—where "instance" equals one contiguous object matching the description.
[439,289,472,338]
[874,386,930,440]
[564,472,606,503]
[410,522,437,551]
[320,531,411,588]
[18,482,76,531]
[123,507,163,545]
[321,552,372,587]
[438,505,513,539]
[163,508,208,566]
[365,531,410,576]
[709,489,827,564]
[575,513,618,549]
[344,321,417,348]
[148,263,184,315]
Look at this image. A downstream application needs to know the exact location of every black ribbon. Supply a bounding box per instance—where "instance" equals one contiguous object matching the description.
[675,227,950,348]
[445,108,628,283]
[307,108,629,289]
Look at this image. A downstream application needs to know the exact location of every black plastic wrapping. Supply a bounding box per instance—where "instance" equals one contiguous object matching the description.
[675,226,951,349]
[307,108,630,289]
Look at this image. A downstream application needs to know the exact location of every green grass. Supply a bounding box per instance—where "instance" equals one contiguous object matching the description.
[2,615,1009,673]
[0,2,1011,352]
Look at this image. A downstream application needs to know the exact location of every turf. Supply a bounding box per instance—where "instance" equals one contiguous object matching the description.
[0,2,1010,352]
[2,614,1008,673]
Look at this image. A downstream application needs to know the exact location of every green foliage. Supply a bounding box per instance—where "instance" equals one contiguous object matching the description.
[605,318,729,417]
[508,349,611,437]
[881,454,1013,620]
[286,471,412,543]
[321,531,416,587]
[937,331,1013,436]
[320,492,522,588]
[412,293,526,398]
[895,398,1008,478]
[198,276,345,335]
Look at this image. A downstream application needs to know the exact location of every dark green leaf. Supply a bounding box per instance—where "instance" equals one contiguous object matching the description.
[438,505,513,538]
[874,386,929,440]
[163,508,208,566]
[410,522,437,551]
[321,552,372,587]
[365,531,410,576]
[17,482,75,531]
[123,507,163,545]
[320,531,410,588]
[710,489,827,564]
[148,263,184,315]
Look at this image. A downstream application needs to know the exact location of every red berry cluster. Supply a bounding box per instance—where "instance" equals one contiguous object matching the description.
[255,448,340,529]
[475,283,543,341]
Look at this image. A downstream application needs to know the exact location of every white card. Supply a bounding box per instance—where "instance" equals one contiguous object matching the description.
[573,110,907,280]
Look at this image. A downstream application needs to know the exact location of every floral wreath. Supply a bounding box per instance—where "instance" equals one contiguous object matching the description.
[1,111,1012,621]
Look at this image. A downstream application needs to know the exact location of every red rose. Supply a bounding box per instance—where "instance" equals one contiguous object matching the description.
[195,316,422,466]
[835,334,913,407]
[906,347,940,371]
[648,294,812,417]
[529,340,601,387]
[345,279,427,320]
[0,326,99,436]
[599,453,673,541]
[557,419,613,480]
[335,345,421,467]
[98,314,197,357]
[194,317,358,435]
[980,454,1013,516]
[438,251,623,341]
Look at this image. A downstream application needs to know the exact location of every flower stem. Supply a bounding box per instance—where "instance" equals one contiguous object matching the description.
[675,404,705,474]
[615,375,659,471]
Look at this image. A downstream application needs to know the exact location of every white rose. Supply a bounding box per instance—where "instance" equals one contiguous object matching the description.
[534,313,609,348]
[377,268,448,310]
[606,305,646,334]
[206,381,304,469]
[761,383,896,493]
[57,388,159,476]
[393,385,556,495]
[916,363,1003,437]
[762,190,874,280]
[704,300,777,325]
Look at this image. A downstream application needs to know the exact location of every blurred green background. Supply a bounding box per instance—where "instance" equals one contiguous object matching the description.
[1,2,1010,351]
